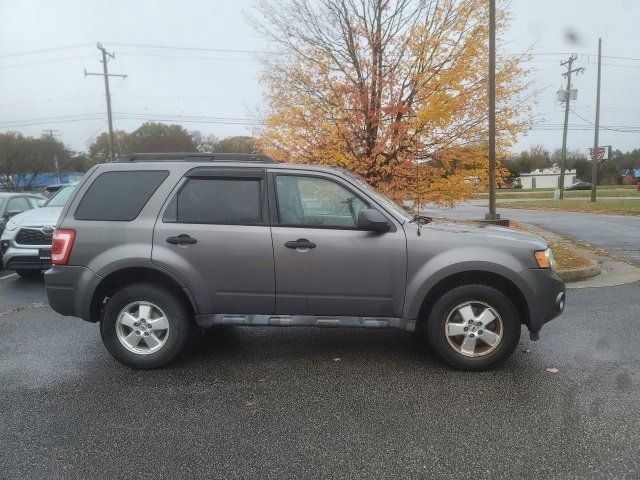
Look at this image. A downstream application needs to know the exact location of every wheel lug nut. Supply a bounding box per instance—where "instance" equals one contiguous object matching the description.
[469,333,475,338]
[144,332,149,336]
[135,330,140,335]
[468,320,473,324]
[477,322,482,326]
[133,322,139,327]
[478,330,483,335]
[463,327,469,332]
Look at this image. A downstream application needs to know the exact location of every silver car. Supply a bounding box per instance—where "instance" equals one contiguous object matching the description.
[1,185,76,279]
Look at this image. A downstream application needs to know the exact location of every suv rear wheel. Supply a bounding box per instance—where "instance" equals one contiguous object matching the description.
[426,284,520,371]
[100,283,192,369]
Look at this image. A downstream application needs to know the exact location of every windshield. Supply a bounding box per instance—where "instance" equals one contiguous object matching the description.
[340,170,413,223]
[45,185,75,208]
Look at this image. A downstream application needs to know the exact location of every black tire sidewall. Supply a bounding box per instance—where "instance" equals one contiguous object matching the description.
[427,284,520,371]
[100,283,192,369]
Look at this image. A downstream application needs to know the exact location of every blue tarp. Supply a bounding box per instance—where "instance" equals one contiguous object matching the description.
[11,172,84,187]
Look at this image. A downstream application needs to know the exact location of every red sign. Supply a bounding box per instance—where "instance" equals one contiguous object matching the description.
[589,146,609,163]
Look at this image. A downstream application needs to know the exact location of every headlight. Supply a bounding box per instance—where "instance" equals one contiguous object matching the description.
[534,248,555,270]
[4,219,18,231]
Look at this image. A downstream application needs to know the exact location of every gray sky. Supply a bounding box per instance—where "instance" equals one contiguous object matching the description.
[1,0,639,156]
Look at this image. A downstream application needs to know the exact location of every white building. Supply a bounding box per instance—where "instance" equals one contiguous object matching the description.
[518,167,577,189]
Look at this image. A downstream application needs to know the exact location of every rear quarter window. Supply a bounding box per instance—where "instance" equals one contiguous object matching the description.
[74,170,169,221]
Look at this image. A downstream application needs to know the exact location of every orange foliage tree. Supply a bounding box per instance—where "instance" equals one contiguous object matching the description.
[252,0,530,204]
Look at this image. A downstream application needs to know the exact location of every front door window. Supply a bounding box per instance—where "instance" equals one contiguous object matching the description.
[275,175,367,228]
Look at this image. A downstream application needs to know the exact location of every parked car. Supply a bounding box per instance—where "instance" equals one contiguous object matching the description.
[45,153,565,371]
[45,183,69,195]
[565,181,592,190]
[1,185,76,278]
[0,192,46,238]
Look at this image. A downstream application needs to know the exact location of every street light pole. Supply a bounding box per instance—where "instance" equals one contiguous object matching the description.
[590,38,602,202]
[486,0,498,221]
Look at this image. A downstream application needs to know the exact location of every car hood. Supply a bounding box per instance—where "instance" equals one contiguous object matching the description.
[412,219,548,251]
[8,207,63,227]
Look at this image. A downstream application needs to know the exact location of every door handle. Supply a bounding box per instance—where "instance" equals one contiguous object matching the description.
[167,234,197,245]
[285,238,316,249]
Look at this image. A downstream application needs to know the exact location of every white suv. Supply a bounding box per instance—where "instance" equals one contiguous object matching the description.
[1,185,76,279]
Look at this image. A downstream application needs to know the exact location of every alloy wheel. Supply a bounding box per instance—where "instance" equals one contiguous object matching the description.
[444,301,503,357]
[116,301,170,355]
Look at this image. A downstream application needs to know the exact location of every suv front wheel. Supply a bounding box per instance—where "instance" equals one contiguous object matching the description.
[427,284,521,371]
[100,283,192,369]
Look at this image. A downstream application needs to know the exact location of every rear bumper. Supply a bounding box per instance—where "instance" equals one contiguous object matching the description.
[45,265,102,322]
[519,268,566,336]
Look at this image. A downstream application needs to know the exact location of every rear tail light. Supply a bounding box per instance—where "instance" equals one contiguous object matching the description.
[51,229,76,265]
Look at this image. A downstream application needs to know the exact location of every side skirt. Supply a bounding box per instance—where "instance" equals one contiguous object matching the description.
[196,314,416,332]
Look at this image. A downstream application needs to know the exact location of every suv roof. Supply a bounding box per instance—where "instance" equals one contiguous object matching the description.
[114,152,276,163]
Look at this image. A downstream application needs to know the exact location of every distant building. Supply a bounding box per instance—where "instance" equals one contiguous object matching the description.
[518,167,577,189]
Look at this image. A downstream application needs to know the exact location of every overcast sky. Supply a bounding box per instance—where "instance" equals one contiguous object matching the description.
[1,0,639,156]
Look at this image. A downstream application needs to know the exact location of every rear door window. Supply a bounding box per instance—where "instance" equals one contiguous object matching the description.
[163,178,263,225]
[75,170,169,221]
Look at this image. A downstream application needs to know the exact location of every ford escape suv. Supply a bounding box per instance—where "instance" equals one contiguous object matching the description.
[45,153,565,370]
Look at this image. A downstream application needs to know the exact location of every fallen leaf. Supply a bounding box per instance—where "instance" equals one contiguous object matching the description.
[332,357,342,363]
[522,348,532,354]
[546,368,559,374]
[245,400,256,407]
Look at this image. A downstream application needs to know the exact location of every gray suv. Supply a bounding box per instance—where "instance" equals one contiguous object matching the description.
[45,153,565,370]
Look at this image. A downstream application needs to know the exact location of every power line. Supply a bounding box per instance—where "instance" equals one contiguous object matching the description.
[0,113,263,129]
[501,52,640,62]
[0,55,95,69]
[113,52,259,63]
[570,109,594,125]
[103,41,274,55]
[0,43,92,58]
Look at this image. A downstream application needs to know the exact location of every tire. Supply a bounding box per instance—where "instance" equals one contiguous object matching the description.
[426,284,520,371]
[100,283,193,369]
[16,269,42,280]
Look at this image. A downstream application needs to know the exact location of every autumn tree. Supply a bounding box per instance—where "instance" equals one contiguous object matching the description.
[214,136,259,153]
[503,145,552,178]
[89,123,199,164]
[0,132,71,190]
[252,0,530,204]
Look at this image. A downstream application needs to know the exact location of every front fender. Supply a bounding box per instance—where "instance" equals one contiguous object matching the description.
[403,247,525,319]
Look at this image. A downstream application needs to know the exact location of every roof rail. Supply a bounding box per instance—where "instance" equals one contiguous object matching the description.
[113,152,277,164]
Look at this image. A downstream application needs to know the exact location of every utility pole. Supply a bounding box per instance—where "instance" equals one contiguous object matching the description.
[43,129,61,183]
[590,38,602,202]
[485,0,500,222]
[85,43,127,161]
[558,54,584,199]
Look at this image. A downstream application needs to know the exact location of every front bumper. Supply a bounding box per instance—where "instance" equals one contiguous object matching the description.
[519,268,566,337]
[1,244,51,270]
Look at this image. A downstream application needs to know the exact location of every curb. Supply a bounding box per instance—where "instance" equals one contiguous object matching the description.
[556,262,601,282]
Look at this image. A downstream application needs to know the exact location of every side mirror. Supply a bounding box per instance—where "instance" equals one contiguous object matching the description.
[37,199,47,207]
[357,208,390,233]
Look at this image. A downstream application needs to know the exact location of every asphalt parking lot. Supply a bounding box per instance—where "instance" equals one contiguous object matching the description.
[1,273,639,479]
